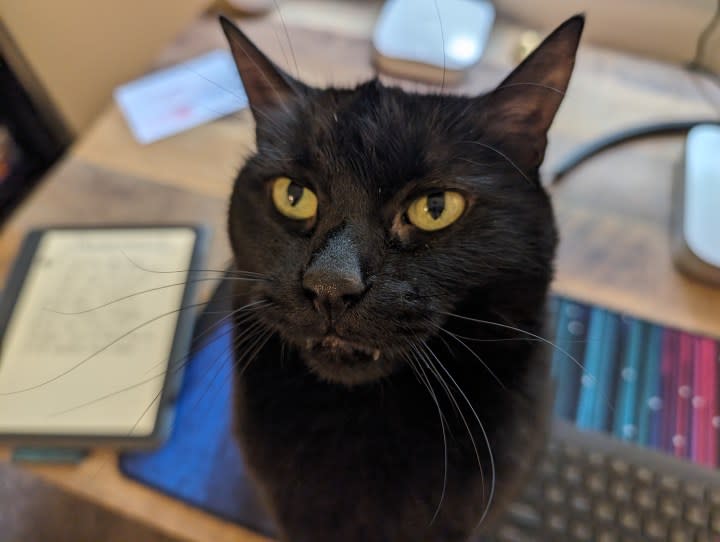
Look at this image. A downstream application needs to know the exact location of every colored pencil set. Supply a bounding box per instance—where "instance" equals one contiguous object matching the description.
[550,297,720,467]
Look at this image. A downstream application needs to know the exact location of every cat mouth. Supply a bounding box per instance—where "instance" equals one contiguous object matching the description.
[306,335,381,361]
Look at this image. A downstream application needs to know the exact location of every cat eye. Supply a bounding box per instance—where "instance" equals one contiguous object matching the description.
[271,177,318,220]
[406,191,466,231]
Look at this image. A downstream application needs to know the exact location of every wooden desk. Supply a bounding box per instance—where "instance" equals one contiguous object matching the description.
[1,2,719,540]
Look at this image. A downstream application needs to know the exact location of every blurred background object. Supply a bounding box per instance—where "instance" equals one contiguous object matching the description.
[495,0,720,73]
[0,0,209,222]
[215,0,275,15]
[0,0,718,222]
[0,43,68,225]
[0,0,210,135]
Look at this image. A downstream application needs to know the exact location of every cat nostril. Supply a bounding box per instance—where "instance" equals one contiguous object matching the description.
[302,271,366,314]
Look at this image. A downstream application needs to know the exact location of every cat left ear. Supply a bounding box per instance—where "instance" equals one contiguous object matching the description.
[219,16,306,119]
[481,15,585,171]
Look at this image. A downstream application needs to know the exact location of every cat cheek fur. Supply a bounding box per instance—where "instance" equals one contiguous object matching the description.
[221,14,584,542]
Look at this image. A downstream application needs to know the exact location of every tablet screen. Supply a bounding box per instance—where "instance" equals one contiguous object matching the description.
[0,228,198,439]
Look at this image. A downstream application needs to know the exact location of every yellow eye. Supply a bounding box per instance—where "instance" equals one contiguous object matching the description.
[406,191,466,231]
[271,177,318,220]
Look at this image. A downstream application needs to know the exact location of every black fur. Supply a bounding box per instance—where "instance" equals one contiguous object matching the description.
[221,15,584,542]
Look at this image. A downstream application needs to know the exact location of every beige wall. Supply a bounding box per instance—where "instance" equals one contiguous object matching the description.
[495,0,720,73]
[1,0,211,135]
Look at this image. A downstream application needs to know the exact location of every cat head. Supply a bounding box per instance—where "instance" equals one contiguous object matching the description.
[221,15,584,386]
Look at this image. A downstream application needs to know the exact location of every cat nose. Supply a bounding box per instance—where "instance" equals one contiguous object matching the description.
[302,267,366,317]
[302,226,366,320]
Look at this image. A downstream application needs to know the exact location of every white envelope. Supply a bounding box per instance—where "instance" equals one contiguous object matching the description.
[114,50,247,144]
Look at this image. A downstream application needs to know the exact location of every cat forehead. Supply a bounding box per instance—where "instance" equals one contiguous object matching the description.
[310,83,467,134]
[270,85,476,185]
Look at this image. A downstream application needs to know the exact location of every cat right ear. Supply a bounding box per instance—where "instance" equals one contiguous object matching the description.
[219,16,306,119]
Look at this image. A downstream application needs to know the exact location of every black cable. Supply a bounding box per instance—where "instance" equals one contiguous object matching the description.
[551,120,720,184]
[689,0,720,71]
[552,5,720,184]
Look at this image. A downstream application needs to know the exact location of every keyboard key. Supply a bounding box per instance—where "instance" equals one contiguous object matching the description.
[619,509,641,531]
[710,511,720,533]
[661,475,682,492]
[610,458,631,477]
[634,487,657,510]
[563,444,582,460]
[708,489,720,507]
[596,531,619,542]
[669,525,694,542]
[571,491,591,513]
[635,466,654,484]
[586,472,606,494]
[521,482,541,502]
[662,496,683,519]
[588,451,605,467]
[507,503,541,528]
[546,512,567,533]
[545,484,565,505]
[563,464,582,486]
[685,503,710,527]
[683,482,705,500]
[610,480,632,502]
[539,459,557,478]
[570,520,592,540]
[595,500,616,523]
[644,517,668,539]
[498,525,534,542]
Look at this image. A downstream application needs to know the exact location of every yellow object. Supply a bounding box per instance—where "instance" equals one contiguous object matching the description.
[406,191,466,231]
[271,177,318,220]
[516,30,543,63]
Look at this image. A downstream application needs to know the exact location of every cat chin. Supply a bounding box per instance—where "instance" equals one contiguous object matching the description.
[300,349,399,387]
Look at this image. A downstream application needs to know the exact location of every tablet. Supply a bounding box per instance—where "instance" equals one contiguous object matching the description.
[0,225,209,448]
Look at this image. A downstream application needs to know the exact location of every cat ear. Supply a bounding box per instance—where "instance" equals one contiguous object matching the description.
[481,15,584,171]
[219,16,306,119]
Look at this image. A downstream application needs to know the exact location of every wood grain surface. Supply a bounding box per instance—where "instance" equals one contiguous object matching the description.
[1,2,719,540]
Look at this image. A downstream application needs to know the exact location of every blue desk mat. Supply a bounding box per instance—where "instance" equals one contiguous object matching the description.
[119,317,276,537]
[121,293,720,536]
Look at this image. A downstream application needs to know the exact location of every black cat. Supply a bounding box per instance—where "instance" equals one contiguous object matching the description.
[220,14,583,542]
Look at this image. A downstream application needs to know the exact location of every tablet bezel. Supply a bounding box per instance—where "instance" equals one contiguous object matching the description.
[0,224,209,449]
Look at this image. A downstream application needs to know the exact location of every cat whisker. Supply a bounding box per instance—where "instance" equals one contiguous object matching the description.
[182,65,249,105]
[125,315,273,435]
[127,324,254,436]
[462,143,533,185]
[234,327,275,380]
[421,342,496,531]
[428,322,506,390]
[271,25,291,74]
[432,0,447,94]
[0,298,225,396]
[190,318,268,410]
[44,277,266,316]
[141,299,269,375]
[119,251,270,279]
[437,310,580,371]
[401,345,448,525]
[49,301,270,416]
[271,0,300,80]
[414,341,485,504]
[494,82,565,96]
[436,309,615,413]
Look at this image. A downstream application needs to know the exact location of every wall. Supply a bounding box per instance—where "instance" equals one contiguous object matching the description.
[495,0,720,73]
[0,0,211,135]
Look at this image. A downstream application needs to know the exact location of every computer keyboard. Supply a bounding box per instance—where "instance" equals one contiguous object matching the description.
[489,420,720,542]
